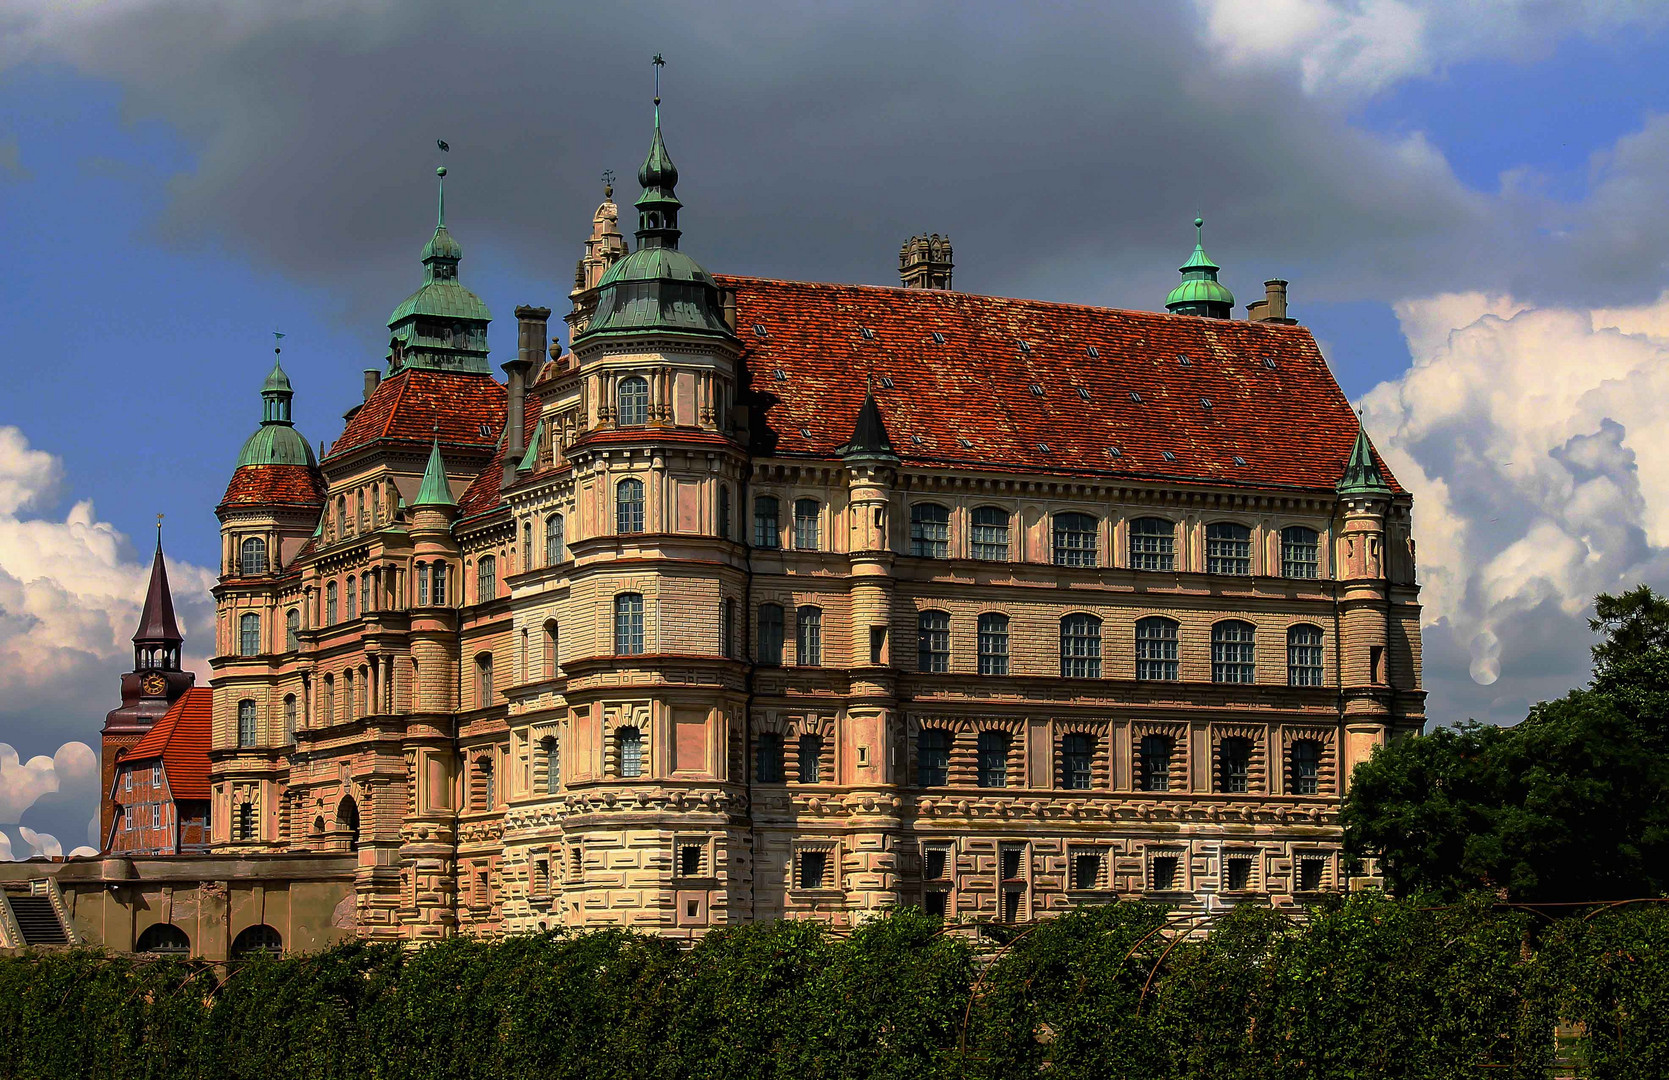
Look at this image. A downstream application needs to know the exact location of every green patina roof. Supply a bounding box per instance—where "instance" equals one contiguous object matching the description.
[1165,218,1236,315]
[413,438,457,508]
[1338,421,1392,496]
[237,423,317,468]
[386,168,493,375]
[517,419,544,472]
[262,358,293,394]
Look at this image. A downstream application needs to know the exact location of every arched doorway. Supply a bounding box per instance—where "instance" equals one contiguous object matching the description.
[230,924,283,958]
[135,923,190,955]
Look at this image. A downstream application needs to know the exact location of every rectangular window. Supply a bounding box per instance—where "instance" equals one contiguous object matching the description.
[1060,615,1102,679]
[909,504,950,558]
[1150,855,1179,892]
[999,845,1024,882]
[918,611,951,673]
[869,626,886,666]
[1071,853,1101,891]
[798,850,830,890]
[1206,522,1253,575]
[1298,856,1326,893]
[795,607,822,666]
[1282,526,1320,578]
[679,844,703,878]
[923,847,949,880]
[151,765,161,786]
[923,890,949,917]
[1225,856,1254,892]
[1288,626,1325,686]
[758,604,784,665]
[1129,518,1175,571]
[1001,887,1024,923]
[1135,618,1179,681]
[793,499,820,550]
[754,496,781,549]
[1052,513,1099,567]
[970,506,1010,561]
[1219,737,1252,793]
[977,613,1009,675]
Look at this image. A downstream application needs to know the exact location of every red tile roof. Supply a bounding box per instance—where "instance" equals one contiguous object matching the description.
[121,688,211,800]
[219,463,327,508]
[328,369,506,460]
[457,393,542,519]
[720,276,1399,494]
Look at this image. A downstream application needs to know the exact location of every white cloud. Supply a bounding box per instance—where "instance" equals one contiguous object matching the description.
[1364,291,1669,707]
[1194,0,1669,97]
[0,742,93,822]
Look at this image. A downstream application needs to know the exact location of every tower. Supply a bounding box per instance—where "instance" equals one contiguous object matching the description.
[898,234,953,290]
[1165,217,1235,319]
[386,166,493,375]
[566,180,630,337]
[1334,419,1398,786]
[101,528,195,845]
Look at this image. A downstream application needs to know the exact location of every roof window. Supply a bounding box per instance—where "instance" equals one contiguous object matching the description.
[879,375,894,389]
[931,331,946,345]
[1030,384,1045,397]
[753,324,769,339]
[1233,455,1248,466]
[1128,391,1142,403]
[911,434,925,445]
[1086,345,1100,359]
[1200,397,1213,409]
[1161,450,1177,462]
[478,423,493,438]
[774,369,788,381]
[800,426,813,438]
[1037,442,1051,453]
[1106,446,1122,458]
[859,326,876,341]
[957,437,973,449]
[1076,387,1091,401]
[1262,356,1278,370]
[1018,341,1032,354]
[1177,353,1191,366]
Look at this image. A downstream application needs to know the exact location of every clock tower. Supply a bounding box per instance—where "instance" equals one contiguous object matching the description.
[100,529,196,846]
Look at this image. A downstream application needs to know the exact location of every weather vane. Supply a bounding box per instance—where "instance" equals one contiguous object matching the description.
[602,168,616,188]
[653,53,664,105]
[273,329,284,356]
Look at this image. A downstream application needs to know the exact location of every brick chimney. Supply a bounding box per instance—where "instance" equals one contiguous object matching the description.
[502,305,550,488]
[1247,279,1294,324]
[899,234,953,289]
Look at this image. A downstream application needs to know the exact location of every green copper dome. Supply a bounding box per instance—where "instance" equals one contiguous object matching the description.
[386,167,493,374]
[579,98,732,341]
[236,356,317,467]
[1165,217,1235,319]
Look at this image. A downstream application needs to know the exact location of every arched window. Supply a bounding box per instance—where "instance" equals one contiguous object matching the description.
[755,732,784,783]
[325,581,339,624]
[543,620,560,678]
[1060,732,1093,790]
[1290,739,1321,795]
[235,802,254,841]
[360,575,370,616]
[1218,737,1252,794]
[1211,621,1256,683]
[909,503,950,558]
[135,924,190,955]
[918,610,951,673]
[793,498,821,550]
[476,756,496,809]
[613,593,644,655]
[335,496,347,536]
[616,478,645,533]
[1140,734,1174,792]
[1206,522,1253,575]
[477,555,497,602]
[1135,617,1179,681]
[415,562,429,606]
[797,733,823,784]
[283,695,297,742]
[239,536,266,576]
[345,575,357,620]
[1060,613,1102,678]
[754,495,780,548]
[430,562,447,605]
[523,522,532,572]
[617,726,643,778]
[239,613,261,657]
[795,606,823,666]
[757,603,784,665]
[971,506,1010,561]
[617,375,649,425]
[1281,525,1320,579]
[343,669,355,717]
[545,513,565,564]
[476,653,494,707]
[337,796,360,850]
[230,924,283,958]
[1288,625,1324,686]
[237,699,256,748]
[976,730,1009,788]
[977,613,1010,675]
[917,728,952,787]
[1129,517,1175,571]
[285,608,300,651]
[541,735,560,795]
[718,485,732,540]
[1053,512,1099,566]
[323,675,335,723]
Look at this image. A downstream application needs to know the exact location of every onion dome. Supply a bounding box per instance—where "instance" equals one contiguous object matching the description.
[579,91,731,340]
[236,356,316,468]
[1165,217,1235,319]
[387,166,493,374]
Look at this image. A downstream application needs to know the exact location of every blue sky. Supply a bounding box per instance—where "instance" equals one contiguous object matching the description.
[6,1,1669,856]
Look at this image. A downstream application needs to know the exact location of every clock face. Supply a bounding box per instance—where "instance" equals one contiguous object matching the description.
[141,673,168,697]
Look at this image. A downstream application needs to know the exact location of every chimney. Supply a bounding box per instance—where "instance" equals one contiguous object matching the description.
[1249,279,1293,324]
[362,369,382,400]
[899,234,953,289]
[721,288,737,332]
[503,305,551,488]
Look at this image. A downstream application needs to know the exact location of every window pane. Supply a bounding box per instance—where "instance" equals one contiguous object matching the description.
[1129,517,1175,571]
[756,732,783,783]
[1281,526,1319,579]
[478,556,496,602]
[1135,617,1179,680]
[1060,614,1102,678]
[796,606,822,666]
[793,499,821,550]
[618,727,643,777]
[239,613,260,657]
[754,496,780,548]
[1211,621,1256,683]
[545,514,565,564]
[971,506,1010,561]
[1206,522,1252,575]
[1287,624,1325,686]
[917,729,951,786]
[613,594,644,655]
[976,730,1008,788]
[1061,732,1093,790]
[758,604,784,665]
[1291,739,1321,795]
[617,479,644,534]
[977,613,1009,675]
[910,504,950,558]
[797,734,822,783]
[1140,734,1172,792]
[237,700,256,748]
[918,611,950,673]
[617,376,649,426]
[1053,512,1098,567]
[1219,737,1251,793]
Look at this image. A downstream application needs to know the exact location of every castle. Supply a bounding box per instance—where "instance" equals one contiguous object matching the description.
[0,95,1422,958]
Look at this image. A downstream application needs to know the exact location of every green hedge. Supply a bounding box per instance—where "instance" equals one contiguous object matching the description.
[2,895,1664,1080]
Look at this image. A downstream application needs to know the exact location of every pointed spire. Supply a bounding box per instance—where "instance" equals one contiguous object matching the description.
[413,435,457,508]
[839,391,898,462]
[1165,216,1235,319]
[133,524,183,647]
[634,54,682,250]
[517,419,545,473]
[1337,415,1392,496]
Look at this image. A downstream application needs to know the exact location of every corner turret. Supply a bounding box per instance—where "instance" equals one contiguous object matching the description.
[1165,217,1235,319]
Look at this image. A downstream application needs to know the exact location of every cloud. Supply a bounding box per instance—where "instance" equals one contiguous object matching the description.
[0,427,214,857]
[1364,290,1669,722]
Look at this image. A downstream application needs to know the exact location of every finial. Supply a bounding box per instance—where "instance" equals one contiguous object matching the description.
[155,513,164,551]
[1195,215,1204,236]
[653,53,665,112]
[272,329,284,357]
[602,168,616,199]
[435,164,447,227]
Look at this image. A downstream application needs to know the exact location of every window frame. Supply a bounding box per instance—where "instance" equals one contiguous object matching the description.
[1290,738,1322,796]
[792,498,821,551]
[613,593,645,655]
[616,478,645,534]
[477,555,497,603]
[1135,617,1180,681]
[545,513,565,565]
[617,726,643,778]
[1129,517,1176,571]
[797,733,823,784]
[909,502,950,558]
[1281,525,1320,579]
[970,505,1010,561]
[1206,521,1253,576]
[1211,620,1256,684]
[1052,511,1099,567]
[757,603,784,665]
[238,612,261,657]
[916,728,952,787]
[1060,731,1093,790]
[795,605,823,666]
[239,536,266,576]
[976,729,1009,788]
[917,610,951,673]
[1218,736,1253,794]
[1059,613,1103,678]
[976,612,1010,676]
[1287,624,1325,686]
[753,495,781,549]
[755,731,785,784]
[616,375,650,426]
[236,699,256,749]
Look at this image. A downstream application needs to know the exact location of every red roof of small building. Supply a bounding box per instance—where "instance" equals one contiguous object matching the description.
[328,368,506,461]
[121,688,211,800]
[219,463,327,508]
[720,276,1399,494]
[457,393,542,518]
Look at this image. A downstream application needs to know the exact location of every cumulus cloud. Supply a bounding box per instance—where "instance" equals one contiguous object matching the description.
[0,428,214,859]
[1364,290,1669,722]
